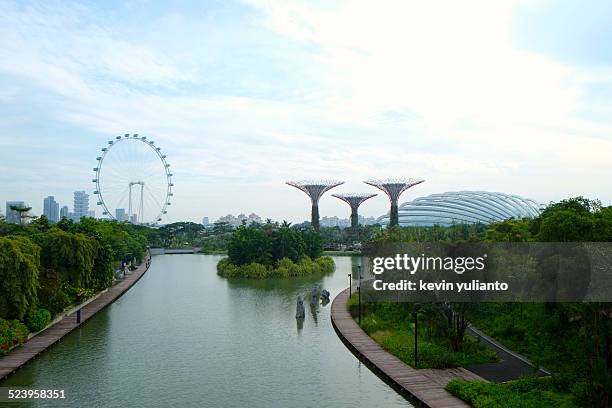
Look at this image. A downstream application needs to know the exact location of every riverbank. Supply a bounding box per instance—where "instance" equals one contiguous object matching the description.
[0,252,152,380]
[331,287,483,407]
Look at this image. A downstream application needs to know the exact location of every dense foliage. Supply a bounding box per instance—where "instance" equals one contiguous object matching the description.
[0,217,149,339]
[25,308,51,333]
[218,256,334,279]
[227,222,323,267]
[147,221,233,253]
[363,197,612,406]
[347,295,495,368]
[446,377,577,408]
[0,236,40,321]
[218,222,333,278]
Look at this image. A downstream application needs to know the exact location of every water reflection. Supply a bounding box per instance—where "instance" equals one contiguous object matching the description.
[1,255,411,408]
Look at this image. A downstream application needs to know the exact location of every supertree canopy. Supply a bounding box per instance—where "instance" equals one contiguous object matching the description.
[332,193,377,228]
[286,180,344,230]
[364,178,424,228]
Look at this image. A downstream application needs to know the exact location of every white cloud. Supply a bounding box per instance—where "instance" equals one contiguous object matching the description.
[0,0,611,222]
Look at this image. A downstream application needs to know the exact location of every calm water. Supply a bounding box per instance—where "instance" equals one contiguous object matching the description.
[2,255,410,408]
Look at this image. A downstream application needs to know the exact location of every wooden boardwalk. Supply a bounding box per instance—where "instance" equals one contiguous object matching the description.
[331,288,484,408]
[0,254,151,380]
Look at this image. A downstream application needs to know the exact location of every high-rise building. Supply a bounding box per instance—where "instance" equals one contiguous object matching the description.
[202,216,209,227]
[116,208,126,222]
[87,210,95,218]
[43,196,60,223]
[72,191,89,221]
[5,201,25,224]
[130,213,138,224]
[60,206,69,220]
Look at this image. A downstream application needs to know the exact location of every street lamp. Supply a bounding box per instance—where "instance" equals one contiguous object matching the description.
[413,305,419,368]
[348,273,352,297]
[357,265,362,325]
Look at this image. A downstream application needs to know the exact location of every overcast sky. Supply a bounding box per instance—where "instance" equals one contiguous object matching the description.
[1,0,611,223]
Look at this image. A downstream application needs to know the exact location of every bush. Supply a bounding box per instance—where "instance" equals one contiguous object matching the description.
[217,256,335,279]
[25,308,52,332]
[0,318,29,355]
[351,298,496,369]
[446,378,578,408]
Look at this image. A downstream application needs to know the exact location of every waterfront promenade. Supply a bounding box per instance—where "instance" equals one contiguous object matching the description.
[0,253,152,380]
[331,287,483,408]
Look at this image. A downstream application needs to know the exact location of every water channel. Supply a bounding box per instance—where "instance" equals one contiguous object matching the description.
[1,255,411,407]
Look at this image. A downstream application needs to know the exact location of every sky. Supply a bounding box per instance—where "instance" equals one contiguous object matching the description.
[1,0,611,223]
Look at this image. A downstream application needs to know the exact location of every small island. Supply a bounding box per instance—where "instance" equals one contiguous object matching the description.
[217,222,334,278]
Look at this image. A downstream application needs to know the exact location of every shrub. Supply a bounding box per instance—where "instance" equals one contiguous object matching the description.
[446,378,578,408]
[0,236,40,321]
[217,256,335,279]
[0,318,29,355]
[25,308,51,332]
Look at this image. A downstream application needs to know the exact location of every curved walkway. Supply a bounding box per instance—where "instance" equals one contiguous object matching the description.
[465,325,549,382]
[0,253,152,380]
[331,287,484,408]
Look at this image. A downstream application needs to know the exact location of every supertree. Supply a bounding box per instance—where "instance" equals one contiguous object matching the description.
[364,178,424,228]
[286,180,344,230]
[332,193,377,229]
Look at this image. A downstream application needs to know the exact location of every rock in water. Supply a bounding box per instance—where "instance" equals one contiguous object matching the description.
[310,286,319,305]
[296,296,305,319]
[320,289,330,302]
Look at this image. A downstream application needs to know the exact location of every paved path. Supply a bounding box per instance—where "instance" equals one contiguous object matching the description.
[0,254,151,380]
[331,288,484,408]
[465,325,549,382]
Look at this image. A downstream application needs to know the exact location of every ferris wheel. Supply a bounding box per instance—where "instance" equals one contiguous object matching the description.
[92,134,173,224]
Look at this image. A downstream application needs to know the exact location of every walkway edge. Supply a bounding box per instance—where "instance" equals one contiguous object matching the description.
[331,287,484,408]
[0,253,152,380]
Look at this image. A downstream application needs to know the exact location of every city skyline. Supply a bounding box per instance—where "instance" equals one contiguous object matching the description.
[1,1,611,223]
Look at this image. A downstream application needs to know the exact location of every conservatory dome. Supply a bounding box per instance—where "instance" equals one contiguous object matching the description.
[377,191,542,227]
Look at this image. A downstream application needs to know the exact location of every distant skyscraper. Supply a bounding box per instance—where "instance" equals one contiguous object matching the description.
[60,206,69,220]
[5,201,25,224]
[72,191,89,221]
[116,208,126,222]
[43,196,60,223]
[130,213,138,224]
[202,216,209,227]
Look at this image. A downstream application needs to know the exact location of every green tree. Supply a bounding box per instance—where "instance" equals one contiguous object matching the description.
[227,225,272,266]
[302,227,323,259]
[271,225,305,262]
[485,218,533,242]
[0,236,40,320]
[40,229,97,287]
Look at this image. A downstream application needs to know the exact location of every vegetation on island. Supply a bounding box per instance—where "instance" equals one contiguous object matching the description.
[217,222,335,278]
[356,197,612,407]
[0,216,149,354]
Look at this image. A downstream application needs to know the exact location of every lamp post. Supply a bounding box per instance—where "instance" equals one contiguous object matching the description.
[357,265,362,325]
[348,273,352,297]
[357,284,361,325]
[413,307,419,368]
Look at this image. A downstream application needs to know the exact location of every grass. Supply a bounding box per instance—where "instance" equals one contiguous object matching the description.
[446,377,578,408]
[346,295,496,369]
